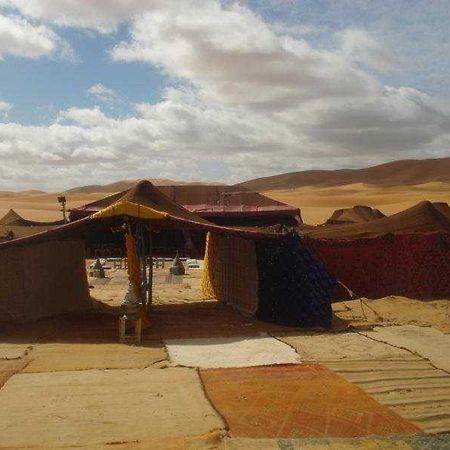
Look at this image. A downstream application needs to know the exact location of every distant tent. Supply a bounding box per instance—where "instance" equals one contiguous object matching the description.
[0,209,64,242]
[303,201,450,299]
[325,205,385,225]
[0,180,335,326]
[305,201,450,239]
[0,209,64,227]
[0,209,28,226]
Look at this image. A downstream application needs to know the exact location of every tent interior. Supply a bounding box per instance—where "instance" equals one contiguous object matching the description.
[0,181,335,330]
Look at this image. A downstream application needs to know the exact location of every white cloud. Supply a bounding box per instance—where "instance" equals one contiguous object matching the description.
[0,100,12,120]
[338,28,394,72]
[0,0,162,32]
[0,101,12,111]
[0,13,64,59]
[87,83,118,102]
[111,2,379,109]
[57,106,114,127]
[0,0,448,190]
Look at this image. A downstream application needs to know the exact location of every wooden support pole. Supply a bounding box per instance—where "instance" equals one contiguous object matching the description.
[147,225,153,312]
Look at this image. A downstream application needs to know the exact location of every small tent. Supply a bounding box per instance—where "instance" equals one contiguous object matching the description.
[0,209,64,242]
[0,181,335,326]
[325,205,385,225]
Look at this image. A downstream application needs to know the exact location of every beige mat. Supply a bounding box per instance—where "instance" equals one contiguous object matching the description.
[364,325,450,372]
[276,331,411,361]
[0,367,225,448]
[23,341,167,372]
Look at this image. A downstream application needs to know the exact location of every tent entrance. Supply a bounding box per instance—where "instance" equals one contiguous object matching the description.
[88,222,214,319]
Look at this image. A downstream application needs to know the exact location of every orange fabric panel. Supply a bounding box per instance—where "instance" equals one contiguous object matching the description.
[200,364,420,439]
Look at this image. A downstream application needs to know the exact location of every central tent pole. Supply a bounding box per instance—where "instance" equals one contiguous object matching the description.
[147,225,153,312]
[138,221,148,309]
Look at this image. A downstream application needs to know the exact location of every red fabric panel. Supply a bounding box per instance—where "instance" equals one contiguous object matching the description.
[306,233,450,299]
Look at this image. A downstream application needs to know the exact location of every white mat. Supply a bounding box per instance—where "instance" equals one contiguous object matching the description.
[165,334,301,368]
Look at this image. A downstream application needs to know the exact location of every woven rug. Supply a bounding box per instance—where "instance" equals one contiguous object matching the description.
[200,364,420,439]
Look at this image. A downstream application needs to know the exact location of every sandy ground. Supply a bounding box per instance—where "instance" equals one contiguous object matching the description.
[332,296,450,333]
[0,190,106,222]
[263,181,450,224]
[2,181,449,225]
[0,265,449,448]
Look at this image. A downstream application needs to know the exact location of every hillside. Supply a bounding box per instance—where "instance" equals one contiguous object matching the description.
[66,179,183,194]
[239,157,450,191]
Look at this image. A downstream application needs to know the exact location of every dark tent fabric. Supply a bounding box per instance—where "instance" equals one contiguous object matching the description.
[306,233,450,299]
[255,232,336,328]
[97,180,214,224]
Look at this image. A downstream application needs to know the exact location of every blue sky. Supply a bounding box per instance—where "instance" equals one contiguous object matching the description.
[0,25,167,125]
[0,0,449,190]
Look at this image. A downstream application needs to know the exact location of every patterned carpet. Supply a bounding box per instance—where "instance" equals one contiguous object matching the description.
[200,364,420,439]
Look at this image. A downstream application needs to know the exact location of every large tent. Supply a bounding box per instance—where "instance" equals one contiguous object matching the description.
[70,184,302,227]
[304,201,450,299]
[0,181,335,326]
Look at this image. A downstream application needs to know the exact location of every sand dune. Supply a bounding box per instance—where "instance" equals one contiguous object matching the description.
[0,191,107,222]
[67,179,224,194]
[240,157,450,191]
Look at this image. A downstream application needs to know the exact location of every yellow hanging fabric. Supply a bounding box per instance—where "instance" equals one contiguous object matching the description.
[91,200,167,221]
[125,228,143,304]
[201,232,217,299]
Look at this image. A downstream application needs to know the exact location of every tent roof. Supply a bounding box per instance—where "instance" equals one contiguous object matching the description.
[0,180,286,248]
[70,183,301,221]
[304,201,450,239]
[325,205,385,225]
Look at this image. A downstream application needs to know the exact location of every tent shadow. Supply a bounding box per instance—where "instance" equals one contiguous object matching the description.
[1,298,350,346]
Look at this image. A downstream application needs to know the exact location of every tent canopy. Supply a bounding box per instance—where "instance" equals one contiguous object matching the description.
[0,181,286,249]
[69,183,302,224]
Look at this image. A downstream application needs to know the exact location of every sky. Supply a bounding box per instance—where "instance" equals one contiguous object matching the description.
[0,0,449,190]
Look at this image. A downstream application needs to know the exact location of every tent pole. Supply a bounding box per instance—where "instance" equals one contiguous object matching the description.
[147,225,153,313]
[138,221,147,309]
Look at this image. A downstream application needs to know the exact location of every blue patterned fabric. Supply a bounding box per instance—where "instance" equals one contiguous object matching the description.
[255,232,335,328]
